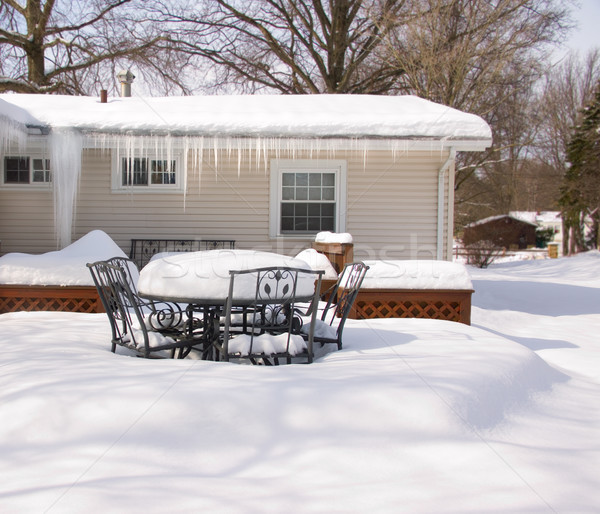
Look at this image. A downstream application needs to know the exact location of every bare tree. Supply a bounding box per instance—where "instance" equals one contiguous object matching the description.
[382,0,572,227]
[387,0,569,111]
[536,50,600,174]
[0,0,185,95]
[153,0,413,94]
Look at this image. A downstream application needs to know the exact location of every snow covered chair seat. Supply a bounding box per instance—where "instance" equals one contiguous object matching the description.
[300,261,369,351]
[218,266,324,365]
[87,258,197,359]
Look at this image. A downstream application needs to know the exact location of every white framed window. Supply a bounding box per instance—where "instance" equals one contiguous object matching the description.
[2,155,51,188]
[111,151,183,192]
[270,159,347,238]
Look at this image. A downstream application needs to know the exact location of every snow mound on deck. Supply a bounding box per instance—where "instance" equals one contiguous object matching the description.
[0,230,127,286]
[295,248,338,279]
[339,317,567,429]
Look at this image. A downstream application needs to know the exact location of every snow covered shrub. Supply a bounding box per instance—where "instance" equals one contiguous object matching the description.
[465,240,501,268]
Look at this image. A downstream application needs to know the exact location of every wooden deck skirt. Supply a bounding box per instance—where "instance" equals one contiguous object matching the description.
[0,285,104,314]
[0,284,472,324]
[349,288,473,325]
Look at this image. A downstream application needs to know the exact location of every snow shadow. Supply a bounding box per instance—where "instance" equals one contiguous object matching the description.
[472,324,577,352]
[472,279,600,316]
[338,325,417,353]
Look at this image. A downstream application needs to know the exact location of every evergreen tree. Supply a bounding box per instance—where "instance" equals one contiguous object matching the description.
[560,79,600,254]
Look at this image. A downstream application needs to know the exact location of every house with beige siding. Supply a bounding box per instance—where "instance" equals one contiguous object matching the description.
[0,93,491,262]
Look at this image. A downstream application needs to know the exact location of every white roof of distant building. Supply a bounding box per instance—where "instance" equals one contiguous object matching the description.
[466,214,538,229]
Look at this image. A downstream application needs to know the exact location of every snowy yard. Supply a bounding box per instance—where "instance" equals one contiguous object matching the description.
[1,252,599,513]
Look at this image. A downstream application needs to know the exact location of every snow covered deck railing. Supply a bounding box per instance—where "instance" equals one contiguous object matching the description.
[129,238,236,269]
[349,260,474,325]
[0,231,127,314]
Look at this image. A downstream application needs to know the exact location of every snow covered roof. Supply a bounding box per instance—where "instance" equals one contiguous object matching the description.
[465,214,538,229]
[0,93,491,150]
[536,211,562,223]
[509,211,538,224]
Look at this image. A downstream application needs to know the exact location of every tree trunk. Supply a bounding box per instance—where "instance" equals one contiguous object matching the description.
[25,0,48,87]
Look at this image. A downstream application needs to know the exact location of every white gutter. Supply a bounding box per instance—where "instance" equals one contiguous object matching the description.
[437,148,456,260]
[78,133,491,152]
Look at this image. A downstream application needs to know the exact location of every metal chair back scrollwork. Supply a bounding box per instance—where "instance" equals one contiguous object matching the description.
[219,266,323,365]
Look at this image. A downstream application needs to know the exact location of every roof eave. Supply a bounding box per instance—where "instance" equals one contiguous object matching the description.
[19,126,493,153]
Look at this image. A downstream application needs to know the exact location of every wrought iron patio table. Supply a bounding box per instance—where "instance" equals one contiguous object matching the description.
[137,249,319,360]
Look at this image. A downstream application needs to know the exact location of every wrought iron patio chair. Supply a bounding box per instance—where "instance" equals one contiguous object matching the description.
[304,261,369,350]
[218,266,324,365]
[87,258,197,358]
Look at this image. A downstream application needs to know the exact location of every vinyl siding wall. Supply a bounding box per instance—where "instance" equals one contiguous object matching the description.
[0,146,453,260]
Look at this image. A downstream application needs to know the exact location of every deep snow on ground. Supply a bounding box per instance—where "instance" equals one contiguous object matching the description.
[1,253,599,513]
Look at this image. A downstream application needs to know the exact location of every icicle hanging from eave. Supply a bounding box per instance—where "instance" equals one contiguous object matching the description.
[78,132,455,197]
[49,128,83,248]
[0,115,28,152]
[182,137,189,210]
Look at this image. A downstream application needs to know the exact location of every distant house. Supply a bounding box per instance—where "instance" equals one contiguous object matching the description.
[0,92,491,261]
[510,210,562,247]
[463,214,537,250]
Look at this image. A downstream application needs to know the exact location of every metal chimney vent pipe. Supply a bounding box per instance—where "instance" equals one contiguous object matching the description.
[117,69,135,97]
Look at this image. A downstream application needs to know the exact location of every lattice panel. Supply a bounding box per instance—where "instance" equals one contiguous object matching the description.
[0,295,102,314]
[0,287,104,314]
[354,299,462,322]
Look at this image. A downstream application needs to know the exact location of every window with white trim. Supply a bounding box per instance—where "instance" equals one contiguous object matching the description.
[112,152,183,192]
[2,155,51,186]
[270,160,346,237]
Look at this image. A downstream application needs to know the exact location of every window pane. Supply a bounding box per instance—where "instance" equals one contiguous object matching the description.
[309,174,321,186]
[307,203,321,216]
[281,216,294,231]
[281,203,294,216]
[122,157,148,186]
[282,186,294,200]
[32,158,51,183]
[322,187,335,201]
[296,173,308,186]
[308,187,321,200]
[4,156,30,183]
[322,204,335,216]
[296,187,308,200]
[321,217,335,231]
[323,173,335,186]
[150,159,176,185]
[294,218,308,231]
[282,173,295,186]
[295,203,308,216]
[308,217,320,231]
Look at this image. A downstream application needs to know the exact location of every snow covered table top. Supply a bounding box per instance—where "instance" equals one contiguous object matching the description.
[361,260,473,290]
[137,249,318,303]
